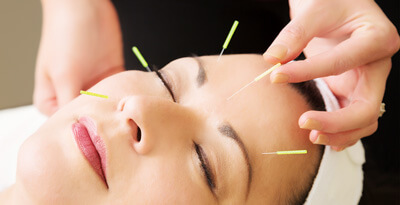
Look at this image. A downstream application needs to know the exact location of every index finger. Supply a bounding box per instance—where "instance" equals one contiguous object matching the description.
[270,28,399,83]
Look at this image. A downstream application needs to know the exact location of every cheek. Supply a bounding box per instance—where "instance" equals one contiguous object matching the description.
[114,152,214,204]
[16,121,106,203]
[115,157,192,203]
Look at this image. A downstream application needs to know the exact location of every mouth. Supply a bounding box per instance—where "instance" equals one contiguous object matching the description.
[72,116,108,187]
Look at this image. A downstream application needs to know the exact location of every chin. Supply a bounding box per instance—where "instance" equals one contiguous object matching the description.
[16,130,67,202]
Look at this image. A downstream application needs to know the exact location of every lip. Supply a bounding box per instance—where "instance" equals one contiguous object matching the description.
[72,116,108,187]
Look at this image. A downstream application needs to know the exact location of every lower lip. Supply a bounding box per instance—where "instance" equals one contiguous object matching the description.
[72,117,107,186]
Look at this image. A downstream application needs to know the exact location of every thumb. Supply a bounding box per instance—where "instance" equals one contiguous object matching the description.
[53,76,83,109]
[263,17,319,64]
[33,70,59,116]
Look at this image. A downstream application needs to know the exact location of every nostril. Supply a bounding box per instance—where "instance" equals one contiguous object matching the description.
[137,127,142,142]
[128,119,141,142]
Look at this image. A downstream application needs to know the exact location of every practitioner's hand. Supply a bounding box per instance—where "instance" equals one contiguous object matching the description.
[263,0,400,151]
[34,0,124,116]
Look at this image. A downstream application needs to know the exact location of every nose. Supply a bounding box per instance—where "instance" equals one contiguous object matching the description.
[117,95,197,156]
[118,96,152,155]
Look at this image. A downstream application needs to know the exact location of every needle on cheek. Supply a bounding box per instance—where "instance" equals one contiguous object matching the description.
[80,90,109,99]
[262,150,307,155]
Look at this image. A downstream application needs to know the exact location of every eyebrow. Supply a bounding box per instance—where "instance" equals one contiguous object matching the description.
[192,57,252,198]
[193,56,207,87]
[218,124,252,199]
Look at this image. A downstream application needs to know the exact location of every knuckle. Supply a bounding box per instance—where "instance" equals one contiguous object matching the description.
[282,23,306,43]
[332,55,353,75]
[357,100,380,126]
[388,32,400,54]
[365,108,379,126]
[369,24,400,55]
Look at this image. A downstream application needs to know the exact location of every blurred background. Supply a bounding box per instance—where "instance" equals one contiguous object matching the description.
[0,0,41,109]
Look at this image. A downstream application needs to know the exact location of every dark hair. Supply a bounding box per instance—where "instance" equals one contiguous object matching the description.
[290,81,326,112]
[288,80,326,205]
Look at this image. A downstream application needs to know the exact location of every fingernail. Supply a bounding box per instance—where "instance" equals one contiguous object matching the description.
[265,44,288,60]
[300,119,323,130]
[272,73,289,84]
[313,134,329,145]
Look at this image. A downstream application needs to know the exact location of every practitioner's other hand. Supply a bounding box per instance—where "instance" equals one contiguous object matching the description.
[263,0,400,151]
[34,0,124,116]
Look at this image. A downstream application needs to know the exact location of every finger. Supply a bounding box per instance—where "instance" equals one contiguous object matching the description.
[270,30,394,83]
[33,68,59,116]
[299,58,390,133]
[263,18,315,65]
[325,58,391,105]
[299,100,380,133]
[53,75,83,109]
[308,122,378,147]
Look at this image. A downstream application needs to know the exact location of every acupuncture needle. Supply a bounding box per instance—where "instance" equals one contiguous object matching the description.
[227,63,281,100]
[262,150,307,155]
[217,20,239,62]
[80,90,109,99]
[132,46,152,72]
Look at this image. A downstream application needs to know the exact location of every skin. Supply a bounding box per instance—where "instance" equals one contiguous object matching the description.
[2,55,321,204]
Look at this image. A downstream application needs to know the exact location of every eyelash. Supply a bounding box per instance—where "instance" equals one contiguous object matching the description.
[154,70,176,102]
[194,142,216,191]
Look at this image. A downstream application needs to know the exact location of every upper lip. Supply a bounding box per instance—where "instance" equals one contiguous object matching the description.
[73,116,108,187]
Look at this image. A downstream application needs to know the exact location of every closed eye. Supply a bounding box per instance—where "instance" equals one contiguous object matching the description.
[194,142,216,192]
[154,69,176,102]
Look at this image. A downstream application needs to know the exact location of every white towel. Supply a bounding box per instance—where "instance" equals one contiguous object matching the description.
[0,105,47,191]
[304,79,365,205]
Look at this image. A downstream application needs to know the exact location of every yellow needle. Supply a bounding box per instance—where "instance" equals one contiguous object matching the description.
[262,150,307,155]
[80,90,109,99]
[227,63,281,100]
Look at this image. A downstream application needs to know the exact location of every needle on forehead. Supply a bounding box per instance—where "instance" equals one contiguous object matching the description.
[217,20,239,62]
[132,46,152,72]
[227,63,281,100]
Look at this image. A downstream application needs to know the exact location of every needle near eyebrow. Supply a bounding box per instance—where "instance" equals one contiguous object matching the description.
[227,63,281,100]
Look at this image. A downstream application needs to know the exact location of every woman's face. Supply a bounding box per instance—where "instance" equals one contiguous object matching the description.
[16,55,319,204]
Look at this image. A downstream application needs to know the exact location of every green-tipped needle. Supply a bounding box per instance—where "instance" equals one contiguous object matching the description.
[132,46,151,72]
[218,20,239,62]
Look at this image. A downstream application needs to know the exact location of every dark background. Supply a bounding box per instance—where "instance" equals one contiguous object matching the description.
[112,0,399,204]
